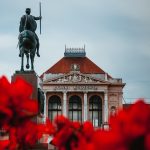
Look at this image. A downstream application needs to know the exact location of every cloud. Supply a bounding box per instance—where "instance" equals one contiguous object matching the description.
[0,34,17,49]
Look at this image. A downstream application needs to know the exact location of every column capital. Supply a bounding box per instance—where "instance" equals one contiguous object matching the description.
[83,91,88,94]
[63,90,67,94]
[42,90,48,95]
[104,90,108,94]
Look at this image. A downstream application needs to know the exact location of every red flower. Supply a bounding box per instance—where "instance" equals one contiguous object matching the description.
[71,121,81,130]
[0,76,38,128]
[0,76,12,128]
[16,121,39,149]
[109,99,150,150]
[93,130,126,150]
[1,75,150,150]
[81,121,94,141]
[52,116,81,150]
[0,76,40,149]
[52,100,150,150]
[37,118,55,139]
[54,115,71,131]
[52,116,95,150]
[0,140,9,150]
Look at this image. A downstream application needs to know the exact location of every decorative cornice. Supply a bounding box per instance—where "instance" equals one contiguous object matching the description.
[42,72,111,85]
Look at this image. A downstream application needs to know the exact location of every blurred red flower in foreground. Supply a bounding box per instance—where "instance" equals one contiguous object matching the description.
[51,115,95,150]
[1,76,150,150]
[0,76,38,129]
[108,100,150,150]
[0,140,10,150]
[51,100,150,150]
[0,76,54,150]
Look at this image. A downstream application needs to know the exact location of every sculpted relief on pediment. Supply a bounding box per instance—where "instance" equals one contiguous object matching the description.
[44,73,109,84]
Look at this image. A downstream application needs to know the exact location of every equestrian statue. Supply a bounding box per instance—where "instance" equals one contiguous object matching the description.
[18,7,42,71]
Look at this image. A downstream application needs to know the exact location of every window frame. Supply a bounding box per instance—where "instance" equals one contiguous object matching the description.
[89,95,102,127]
[48,95,62,122]
[69,95,82,122]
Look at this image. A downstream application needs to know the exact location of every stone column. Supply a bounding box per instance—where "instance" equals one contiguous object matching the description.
[63,91,67,117]
[83,92,88,122]
[43,91,47,123]
[104,91,108,123]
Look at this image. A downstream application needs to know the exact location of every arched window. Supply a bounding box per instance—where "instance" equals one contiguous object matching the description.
[69,95,82,122]
[89,95,102,127]
[48,95,62,122]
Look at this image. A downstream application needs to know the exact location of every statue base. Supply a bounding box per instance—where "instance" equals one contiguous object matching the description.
[11,70,39,123]
[11,70,38,100]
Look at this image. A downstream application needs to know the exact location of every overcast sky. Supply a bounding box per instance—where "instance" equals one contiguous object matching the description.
[0,0,150,103]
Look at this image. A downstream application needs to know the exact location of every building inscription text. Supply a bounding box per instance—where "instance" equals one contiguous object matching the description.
[54,85,97,91]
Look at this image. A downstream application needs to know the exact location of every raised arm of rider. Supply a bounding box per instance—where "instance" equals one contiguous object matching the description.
[34,16,42,20]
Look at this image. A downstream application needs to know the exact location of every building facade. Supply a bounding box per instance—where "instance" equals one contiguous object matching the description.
[40,48,125,127]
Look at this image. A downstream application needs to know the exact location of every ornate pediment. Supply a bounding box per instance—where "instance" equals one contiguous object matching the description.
[43,72,111,85]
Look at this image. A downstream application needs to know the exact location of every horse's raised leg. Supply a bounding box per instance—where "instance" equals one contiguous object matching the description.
[26,53,30,69]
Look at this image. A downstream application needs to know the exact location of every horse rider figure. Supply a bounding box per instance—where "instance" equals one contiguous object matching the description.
[19,8,41,57]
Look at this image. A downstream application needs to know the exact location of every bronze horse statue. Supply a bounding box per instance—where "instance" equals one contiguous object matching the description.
[18,8,41,71]
[18,30,37,71]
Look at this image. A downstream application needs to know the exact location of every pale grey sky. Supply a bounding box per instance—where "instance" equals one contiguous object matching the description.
[0,0,150,103]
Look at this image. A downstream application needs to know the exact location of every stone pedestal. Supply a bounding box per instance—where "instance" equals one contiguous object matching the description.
[11,71,39,123]
[11,71,38,100]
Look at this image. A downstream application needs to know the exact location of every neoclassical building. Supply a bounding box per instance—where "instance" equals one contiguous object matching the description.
[40,47,125,127]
